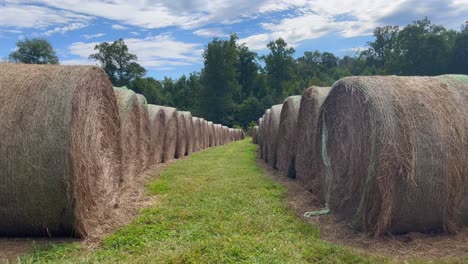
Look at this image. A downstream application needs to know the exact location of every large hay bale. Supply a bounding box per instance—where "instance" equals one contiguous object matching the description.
[277,96,302,176]
[161,107,178,162]
[266,104,283,168]
[179,111,194,156]
[261,110,271,161]
[0,64,121,237]
[192,117,201,152]
[147,105,166,166]
[114,87,142,186]
[175,111,187,158]
[214,124,221,146]
[208,121,215,147]
[257,117,263,147]
[294,87,331,192]
[321,75,468,236]
[135,94,150,171]
[252,126,259,144]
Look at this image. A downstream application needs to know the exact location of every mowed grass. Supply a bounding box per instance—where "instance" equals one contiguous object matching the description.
[17,139,444,263]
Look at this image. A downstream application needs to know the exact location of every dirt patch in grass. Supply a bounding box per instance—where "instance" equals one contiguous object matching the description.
[257,153,468,262]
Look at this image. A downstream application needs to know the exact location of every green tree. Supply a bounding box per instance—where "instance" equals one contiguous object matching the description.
[89,38,146,86]
[129,77,165,105]
[238,44,259,100]
[450,23,468,74]
[262,38,296,102]
[8,38,59,64]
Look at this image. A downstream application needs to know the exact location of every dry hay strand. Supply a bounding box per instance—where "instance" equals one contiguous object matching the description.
[266,104,283,168]
[320,75,468,236]
[147,105,166,166]
[208,121,215,147]
[135,94,150,171]
[175,111,187,158]
[161,107,178,162]
[276,96,302,177]
[113,87,143,188]
[179,111,194,155]
[253,126,259,144]
[294,87,331,197]
[0,64,121,237]
[192,117,201,152]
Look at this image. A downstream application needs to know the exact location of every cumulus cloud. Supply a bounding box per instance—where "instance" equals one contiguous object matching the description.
[67,34,203,69]
[43,22,87,36]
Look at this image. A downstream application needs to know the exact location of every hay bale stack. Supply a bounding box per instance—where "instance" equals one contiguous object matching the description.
[135,94,150,171]
[147,105,166,166]
[276,95,302,177]
[266,104,283,168]
[295,87,331,195]
[161,107,178,162]
[252,126,259,144]
[0,64,121,237]
[208,121,215,147]
[179,111,194,156]
[321,75,468,236]
[175,111,187,158]
[114,87,142,186]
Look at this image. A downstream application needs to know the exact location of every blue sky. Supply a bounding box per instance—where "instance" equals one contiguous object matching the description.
[0,0,467,79]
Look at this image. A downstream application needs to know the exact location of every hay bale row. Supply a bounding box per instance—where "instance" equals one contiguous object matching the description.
[0,63,243,238]
[255,75,468,236]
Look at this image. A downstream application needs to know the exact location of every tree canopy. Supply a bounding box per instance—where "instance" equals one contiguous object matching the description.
[8,38,59,64]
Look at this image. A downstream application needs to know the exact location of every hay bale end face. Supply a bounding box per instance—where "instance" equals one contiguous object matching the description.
[261,110,271,161]
[0,64,122,237]
[276,96,301,177]
[135,94,150,171]
[161,107,178,162]
[208,121,215,147]
[147,105,166,166]
[253,126,259,144]
[322,76,468,236]
[266,104,283,168]
[179,111,194,156]
[175,111,187,158]
[294,87,330,196]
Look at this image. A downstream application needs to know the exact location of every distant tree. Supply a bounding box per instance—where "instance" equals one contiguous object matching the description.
[89,38,146,87]
[129,77,165,105]
[366,26,399,68]
[8,38,59,64]
[237,44,259,100]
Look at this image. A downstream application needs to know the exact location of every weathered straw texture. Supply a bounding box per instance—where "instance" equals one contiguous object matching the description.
[266,104,283,168]
[135,94,150,171]
[179,111,194,156]
[321,75,468,236]
[175,111,187,158]
[253,126,259,144]
[208,121,215,147]
[0,64,121,237]
[214,124,222,146]
[276,96,302,176]
[161,107,178,162]
[192,117,201,152]
[294,87,331,192]
[261,110,271,161]
[114,87,141,187]
[199,119,207,149]
[147,105,166,166]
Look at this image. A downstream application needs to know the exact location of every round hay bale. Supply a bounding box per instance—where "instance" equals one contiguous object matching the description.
[257,118,263,147]
[161,107,178,162]
[147,105,166,166]
[175,111,187,158]
[261,110,271,161]
[114,87,142,186]
[198,118,206,149]
[267,104,283,168]
[252,126,259,144]
[192,117,201,152]
[214,124,221,146]
[321,75,468,236]
[0,64,121,237]
[179,111,194,156]
[135,94,150,171]
[276,95,302,178]
[208,121,215,147]
[295,87,330,195]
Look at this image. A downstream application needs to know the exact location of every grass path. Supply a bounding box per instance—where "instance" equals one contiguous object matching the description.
[20,139,393,263]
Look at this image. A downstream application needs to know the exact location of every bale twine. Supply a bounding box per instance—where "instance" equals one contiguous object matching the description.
[192,117,201,152]
[320,75,468,236]
[294,87,330,196]
[208,121,215,147]
[161,107,178,162]
[266,105,283,168]
[277,95,301,176]
[175,111,187,158]
[114,87,142,187]
[135,94,150,171]
[147,105,166,166]
[0,64,121,237]
[252,126,259,144]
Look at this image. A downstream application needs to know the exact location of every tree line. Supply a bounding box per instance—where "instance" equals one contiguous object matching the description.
[6,18,468,129]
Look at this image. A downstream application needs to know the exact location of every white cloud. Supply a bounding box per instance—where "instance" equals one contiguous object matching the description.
[111,24,128,30]
[43,22,87,36]
[67,34,203,70]
[193,28,225,37]
[83,33,106,39]
[130,31,140,36]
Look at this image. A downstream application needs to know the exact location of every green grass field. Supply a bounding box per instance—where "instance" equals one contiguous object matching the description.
[15,139,461,263]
